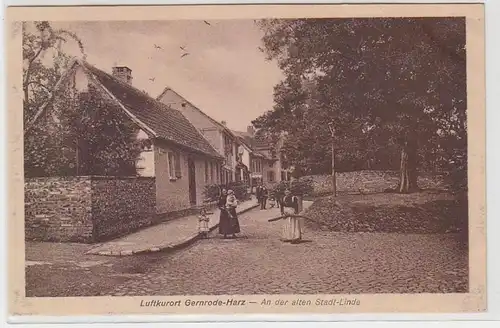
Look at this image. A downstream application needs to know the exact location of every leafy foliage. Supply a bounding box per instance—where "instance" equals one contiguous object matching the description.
[23,22,144,177]
[25,83,144,177]
[254,18,467,191]
[203,181,251,203]
[23,21,86,125]
[270,177,314,198]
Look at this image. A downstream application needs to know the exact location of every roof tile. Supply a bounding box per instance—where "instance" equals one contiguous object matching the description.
[83,62,221,159]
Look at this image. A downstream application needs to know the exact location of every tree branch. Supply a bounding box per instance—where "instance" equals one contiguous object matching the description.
[23,45,45,101]
[25,80,51,94]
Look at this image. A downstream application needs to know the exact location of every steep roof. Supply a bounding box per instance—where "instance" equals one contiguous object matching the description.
[157,87,239,140]
[27,60,222,159]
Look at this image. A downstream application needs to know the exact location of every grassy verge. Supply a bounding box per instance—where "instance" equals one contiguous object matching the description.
[302,190,467,237]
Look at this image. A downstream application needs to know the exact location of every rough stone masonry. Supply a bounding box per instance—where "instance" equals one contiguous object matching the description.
[25,176,156,243]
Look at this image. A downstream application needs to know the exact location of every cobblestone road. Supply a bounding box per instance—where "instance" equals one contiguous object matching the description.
[110,206,468,296]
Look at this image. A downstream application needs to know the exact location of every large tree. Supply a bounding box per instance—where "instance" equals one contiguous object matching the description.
[23,21,86,125]
[253,18,467,193]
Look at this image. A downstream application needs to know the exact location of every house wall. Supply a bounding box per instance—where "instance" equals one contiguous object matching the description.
[154,143,191,213]
[157,89,238,182]
[135,129,155,177]
[263,160,279,186]
[158,90,224,153]
[136,149,155,177]
[201,128,223,154]
[239,146,251,169]
[154,141,220,215]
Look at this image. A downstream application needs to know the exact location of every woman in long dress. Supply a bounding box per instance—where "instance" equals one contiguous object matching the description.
[224,189,241,238]
[218,189,240,238]
[280,188,302,244]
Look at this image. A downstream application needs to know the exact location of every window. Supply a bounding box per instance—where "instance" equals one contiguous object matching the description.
[174,153,182,178]
[223,170,232,184]
[216,165,220,183]
[168,152,175,179]
[256,160,262,173]
[224,135,233,155]
[205,161,209,183]
[251,159,262,173]
[168,151,182,180]
[210,162,214,183]
[268,171,275,182]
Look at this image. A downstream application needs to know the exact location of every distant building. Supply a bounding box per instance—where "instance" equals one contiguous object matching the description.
[232,126,291,189]
[157,87,241,185]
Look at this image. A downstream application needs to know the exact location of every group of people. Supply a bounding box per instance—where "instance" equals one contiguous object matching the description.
[255,184,269,209]
[217,189,241,239]
[198,186,303,243]
[255,183,282,210]
[197,189,240,239]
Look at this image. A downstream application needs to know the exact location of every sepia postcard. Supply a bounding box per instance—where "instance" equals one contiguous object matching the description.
[6,3,486,318]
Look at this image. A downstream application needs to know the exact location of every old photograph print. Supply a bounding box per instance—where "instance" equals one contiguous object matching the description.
[23,16,469,298]
[9,4,486,315]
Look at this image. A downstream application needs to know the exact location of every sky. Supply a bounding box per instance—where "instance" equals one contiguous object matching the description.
[48,20,284,131]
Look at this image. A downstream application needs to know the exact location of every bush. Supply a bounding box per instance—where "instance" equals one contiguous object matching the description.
[203,181,250,203]
[270,178,314,199]
[24,85,143,177]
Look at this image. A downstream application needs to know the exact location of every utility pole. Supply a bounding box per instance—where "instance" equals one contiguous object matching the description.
[328,122,337,197]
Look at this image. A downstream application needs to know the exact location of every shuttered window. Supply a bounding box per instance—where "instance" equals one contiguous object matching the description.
[175,152,182,178]
[168,152,175,179]
[210,162,214,183]
[205,161,209,183]
[168,151,182,179]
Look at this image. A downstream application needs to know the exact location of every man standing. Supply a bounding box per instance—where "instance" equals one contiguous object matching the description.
[255,183,262,207]
[260,184,269,210]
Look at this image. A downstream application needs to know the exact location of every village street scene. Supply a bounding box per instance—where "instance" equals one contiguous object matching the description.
[23,18,468,297]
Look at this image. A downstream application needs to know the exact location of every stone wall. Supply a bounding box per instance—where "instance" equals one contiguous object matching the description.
[25,177,93,242]
[302,171,450,196]
[25,176,156,243]
[91,176,156,241]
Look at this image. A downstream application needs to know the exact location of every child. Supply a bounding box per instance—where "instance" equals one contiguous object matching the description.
[268,192,277,208]
[198,208,213,238]
[224,189,241,237]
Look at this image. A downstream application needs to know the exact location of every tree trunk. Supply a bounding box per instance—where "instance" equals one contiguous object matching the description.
[398,136,419,193]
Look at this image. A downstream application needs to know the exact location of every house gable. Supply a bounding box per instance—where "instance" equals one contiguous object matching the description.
[27,60,222,161]
[157,88,241,156]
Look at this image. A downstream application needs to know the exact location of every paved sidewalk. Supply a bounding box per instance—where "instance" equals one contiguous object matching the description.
[86,198,259,256]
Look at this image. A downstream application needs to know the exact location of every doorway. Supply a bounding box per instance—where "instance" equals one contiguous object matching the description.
[187,157,196,205]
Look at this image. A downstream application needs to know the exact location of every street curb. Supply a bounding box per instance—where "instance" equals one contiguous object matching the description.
[88,203,259,257]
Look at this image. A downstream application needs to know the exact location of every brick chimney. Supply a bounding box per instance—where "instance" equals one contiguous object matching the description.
[112,66,133,85]
[247,125,255,136]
